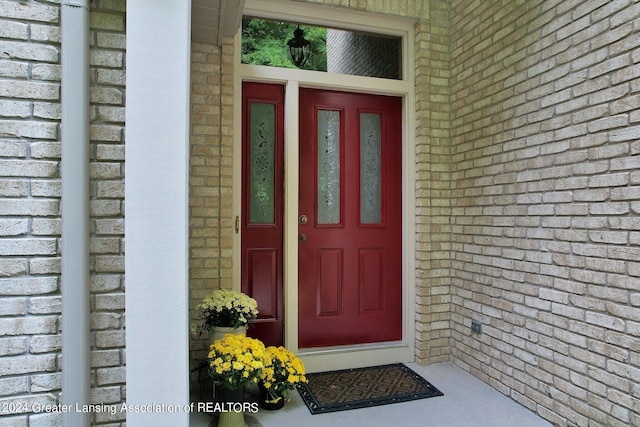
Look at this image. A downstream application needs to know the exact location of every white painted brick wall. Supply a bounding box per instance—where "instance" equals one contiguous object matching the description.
[451,0,640,426]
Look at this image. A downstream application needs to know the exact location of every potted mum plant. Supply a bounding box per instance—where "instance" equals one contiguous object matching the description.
[259,346,307,410]
[208,334,266,426]
[193,289,258,343]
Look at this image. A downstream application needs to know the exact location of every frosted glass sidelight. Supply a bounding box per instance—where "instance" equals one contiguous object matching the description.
[249,103,276,224]
[317,110,341,224]
[360,113,382,224]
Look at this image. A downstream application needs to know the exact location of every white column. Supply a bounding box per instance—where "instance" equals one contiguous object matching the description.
[125,1,191,425]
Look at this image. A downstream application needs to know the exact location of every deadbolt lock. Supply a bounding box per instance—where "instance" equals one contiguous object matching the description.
[299,214,308,225]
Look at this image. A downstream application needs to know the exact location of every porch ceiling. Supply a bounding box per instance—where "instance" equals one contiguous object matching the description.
[191,0,245,45]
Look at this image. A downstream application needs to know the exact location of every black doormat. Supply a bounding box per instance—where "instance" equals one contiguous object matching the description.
[297,363,443,414]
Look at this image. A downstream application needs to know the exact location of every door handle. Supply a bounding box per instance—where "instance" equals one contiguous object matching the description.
[299,233,308,242]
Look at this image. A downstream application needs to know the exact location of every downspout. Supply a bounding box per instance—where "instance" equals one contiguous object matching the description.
[60,1,90,426]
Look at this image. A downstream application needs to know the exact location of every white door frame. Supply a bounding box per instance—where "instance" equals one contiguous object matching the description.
[234,0,417,372]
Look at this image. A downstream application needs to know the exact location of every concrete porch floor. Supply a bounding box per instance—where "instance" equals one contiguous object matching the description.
[190,362,555,427]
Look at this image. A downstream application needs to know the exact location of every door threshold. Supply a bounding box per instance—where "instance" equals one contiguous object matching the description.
[298,340,407,355]
[298,341,413,373]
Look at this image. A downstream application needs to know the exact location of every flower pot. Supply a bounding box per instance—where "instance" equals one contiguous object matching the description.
[209,325,247,346]
[216,385,247,427]
[217,410,247,427]
[258,381,285,410]
[216,384,245,404]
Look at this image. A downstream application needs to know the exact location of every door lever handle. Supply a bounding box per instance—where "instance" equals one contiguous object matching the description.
[299,233,308,242]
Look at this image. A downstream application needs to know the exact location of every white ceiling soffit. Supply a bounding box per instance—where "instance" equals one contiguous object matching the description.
[192,0,246,45]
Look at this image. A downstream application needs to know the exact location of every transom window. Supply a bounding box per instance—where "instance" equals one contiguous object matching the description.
[241,17,402,80]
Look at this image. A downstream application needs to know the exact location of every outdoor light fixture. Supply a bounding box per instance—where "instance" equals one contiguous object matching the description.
[288,26,310,68]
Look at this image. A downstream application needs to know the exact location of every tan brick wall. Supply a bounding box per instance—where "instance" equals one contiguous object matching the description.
[414,0,453,364]
[450,1,640,425]
[188,38,236,395]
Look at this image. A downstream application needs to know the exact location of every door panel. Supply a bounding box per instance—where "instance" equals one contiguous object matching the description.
[298,89,402,348]
[246,249,277,318]
[317,249,343,316]
[241,82,284,346]
[359,248,384,313]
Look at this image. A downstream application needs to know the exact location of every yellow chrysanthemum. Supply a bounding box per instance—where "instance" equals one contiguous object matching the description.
[259,345,307,399]
[206,333,267,389]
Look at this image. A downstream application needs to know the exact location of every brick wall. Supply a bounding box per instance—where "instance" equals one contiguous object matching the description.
[8,0,639,426]
[450,1,640,426]
[414,0,453,364]
[189,40,222,392]
[89,2,126,425]
[188,38,236,397]
[0,0,126,425]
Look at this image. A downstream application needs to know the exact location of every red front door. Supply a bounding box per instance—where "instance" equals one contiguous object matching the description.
[241,82,284,346]
[298,88,403,348]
